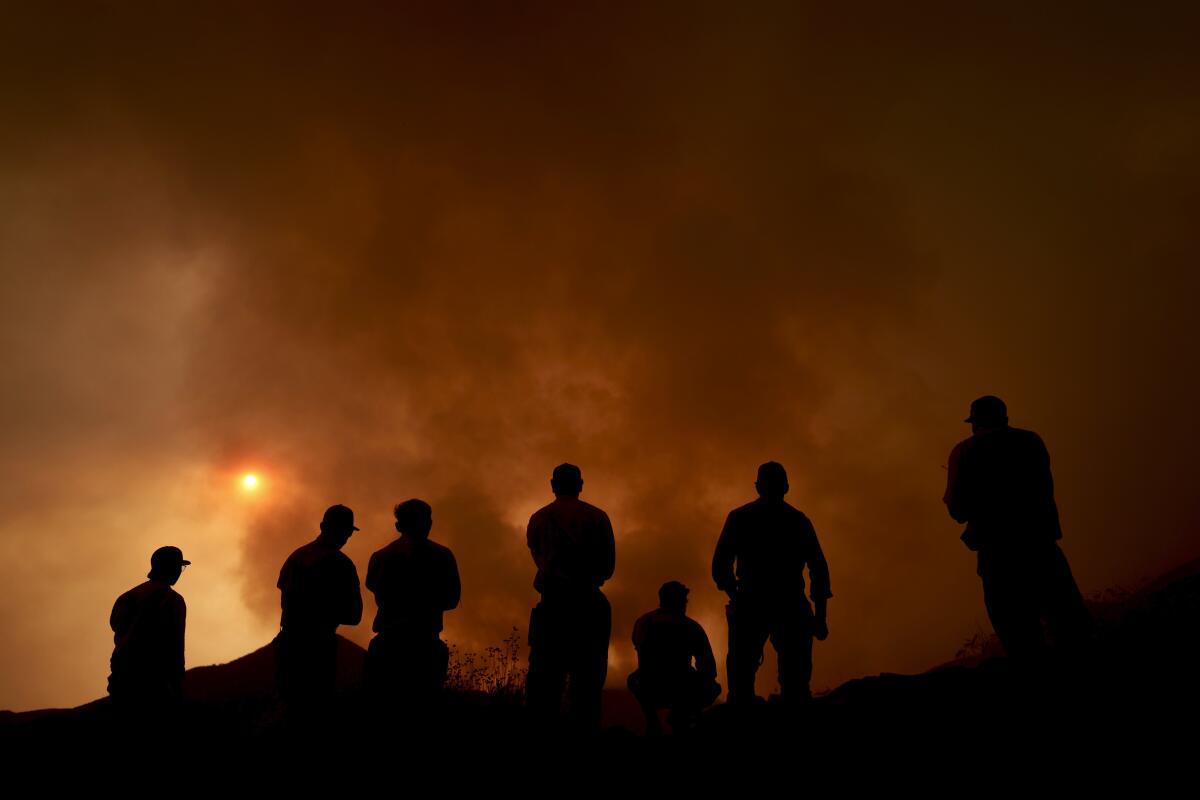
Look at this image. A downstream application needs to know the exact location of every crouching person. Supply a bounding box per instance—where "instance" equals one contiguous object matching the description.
[627,581,721,736]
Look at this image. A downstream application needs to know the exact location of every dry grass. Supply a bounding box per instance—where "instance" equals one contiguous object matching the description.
[445,627,526,699]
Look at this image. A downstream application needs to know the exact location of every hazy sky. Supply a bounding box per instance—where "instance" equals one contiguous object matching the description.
[2,2,1198,711]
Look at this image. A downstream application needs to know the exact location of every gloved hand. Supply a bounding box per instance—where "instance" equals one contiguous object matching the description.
[813,617,829,641]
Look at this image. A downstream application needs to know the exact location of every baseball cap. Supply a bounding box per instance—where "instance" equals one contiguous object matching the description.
[965,395,1008,424]
[321,504,360,531]
[150,546,191,570]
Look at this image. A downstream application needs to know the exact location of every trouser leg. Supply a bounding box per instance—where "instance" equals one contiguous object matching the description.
[726,601,769,703]
[1040,543,1093,652]
[566,591,611,730]
[982,567,1046,660]
[275,630,336,731]
[526,601,568,723]
[772,609,814,700]
[627,671,664,735]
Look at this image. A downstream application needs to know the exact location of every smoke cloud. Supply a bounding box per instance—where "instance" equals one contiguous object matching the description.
[2,3,1198,710]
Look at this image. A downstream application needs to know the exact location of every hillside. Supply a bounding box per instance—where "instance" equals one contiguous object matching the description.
[4,557,1196,781]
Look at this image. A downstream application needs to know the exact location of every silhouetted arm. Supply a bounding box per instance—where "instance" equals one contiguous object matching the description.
[340,558,363,627]
[110,594,127,638]
[1033,433,1063,541]
[443,550,462,611]
[276,561,290,616]
[805,518,832,640]
[365,551,380,599]
[712,512,738,598]
[597,511,616,586]
[173,596,187,693]
[692,620,718,681]
[944,441,970,523]
[631,613,647,651]
[806,523,832,604]
[526,516,544,571]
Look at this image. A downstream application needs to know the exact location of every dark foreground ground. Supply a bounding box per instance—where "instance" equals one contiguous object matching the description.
[4,560,1197,788]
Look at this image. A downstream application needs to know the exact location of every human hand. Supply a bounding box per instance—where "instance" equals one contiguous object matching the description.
[813,617,829,641]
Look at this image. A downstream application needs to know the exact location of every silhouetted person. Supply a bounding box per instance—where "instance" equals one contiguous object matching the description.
[944,396,1091,659]
[525,463,616,730]
[108,546,189,714]
[274,504,363,715]
[627,581,720,736]
[713,462,832,705]
[365,499,461,709]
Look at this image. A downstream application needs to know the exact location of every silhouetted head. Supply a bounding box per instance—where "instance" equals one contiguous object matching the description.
[755,461,789,500]
[148,545,190,585]
[318,504,359,548]
[394,499,433,539]
[965,395,1009,434]
[551,463,583,498]
[658,580,689,614]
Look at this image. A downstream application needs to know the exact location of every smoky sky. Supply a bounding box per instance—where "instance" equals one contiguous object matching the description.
[2,3,1198,710]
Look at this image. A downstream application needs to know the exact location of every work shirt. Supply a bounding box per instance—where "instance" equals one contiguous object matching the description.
[278,539,363,634]
[110,579,186,693]
[366,536,461,635]
[943,426,1062,552]
[632,608,717,681]
[712,498,832,602]
[526,497,616,595]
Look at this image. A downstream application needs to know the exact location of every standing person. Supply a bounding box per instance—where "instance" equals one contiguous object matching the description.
[365,499,461,709]
[274,504,363,715]
[525,463,616,730]
[108,546,190,714]
[713,462,832,705]
[627,581,721,736]
[944,395,1091,659]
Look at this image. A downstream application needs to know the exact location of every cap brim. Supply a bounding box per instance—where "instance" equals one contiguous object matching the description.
[352,526,360,531]
[181,560,192,566]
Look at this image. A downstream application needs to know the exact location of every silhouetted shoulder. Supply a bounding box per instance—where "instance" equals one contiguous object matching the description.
[631,609,656,645]
[634,609,656,627]
[277,542,313,588]
[725,500,759,522]
[730,500,757,516]
[529,497,610,525]
[527,503,549,524]
[787,503,815,525]
[583,500,613,530]
[279,541,358,586]
[682,614,708,639]
[426,538,456,559]
[333,549,358,575]
[1009,426,1049,449]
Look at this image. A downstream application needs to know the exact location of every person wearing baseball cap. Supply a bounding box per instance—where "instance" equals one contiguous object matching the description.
[108,546,191,713]
[626,581,721,736]
[944,396,1091,659]
[274,504,363,719]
